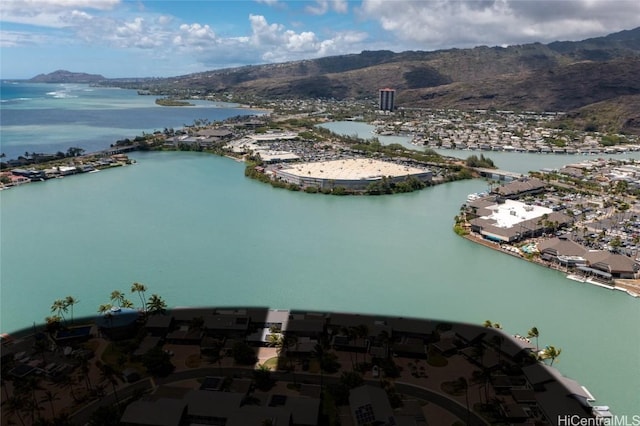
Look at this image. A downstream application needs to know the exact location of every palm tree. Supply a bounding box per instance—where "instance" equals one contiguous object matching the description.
[459,377,470,425]
[313,344,325,392]
[131,282,148,312]
[541,345,562,366]
[146,294,167,315]
[99,363,120,407]
[354,324,369,366]
[39,390,59,418]
[76,355,93,393]
[50,299,68,324]
[491,334,504,364]
[58,374,78,402]
[267,333,284,355]
[97,304,113,329]
[64,296,78,324]
[97,304,112,314]
[281,334,298,372]
[527,326,540,353]
[110,290,126,307]
[341,326,357,370]
[120,298,134,308]
[4,395,27,426]
[44,316,62,337]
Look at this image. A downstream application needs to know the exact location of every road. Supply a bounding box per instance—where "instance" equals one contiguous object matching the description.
[71,367,488,425]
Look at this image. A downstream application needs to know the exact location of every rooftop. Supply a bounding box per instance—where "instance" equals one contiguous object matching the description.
[484,199,553,228]
[280,158,427,180]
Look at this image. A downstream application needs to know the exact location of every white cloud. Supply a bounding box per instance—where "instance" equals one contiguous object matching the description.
[247,14,367,62]
[249,14,286,45]
[358,0,640,49]
[173,23,217,51]
[4,0,636,77]
[0,29,55,47]
[0,0,118,27]
[306,0,348,15]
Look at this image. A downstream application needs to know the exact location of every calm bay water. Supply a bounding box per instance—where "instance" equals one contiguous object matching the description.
[320,121,640,173]
[0,81,263,159]
[1,91,639,415]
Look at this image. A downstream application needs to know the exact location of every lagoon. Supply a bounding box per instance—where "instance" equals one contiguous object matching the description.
[1,151,638,415]
[1,90,638,415]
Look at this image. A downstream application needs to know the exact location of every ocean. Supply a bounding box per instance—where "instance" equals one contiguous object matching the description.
[0,81,263,160]
[1,84,639,415]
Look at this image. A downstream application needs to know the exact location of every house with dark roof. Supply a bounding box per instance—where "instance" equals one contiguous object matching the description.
[537,238,588,258]
[583,251,637,279]
[268,394,321,426]
[492,178,547,199]
[184,390,244,424]
[165,327,203,345]
[120,398,186,426]
[203,314,250,339]
[286,313,326,339]
[349,385,396,426]
[145,314,172,337]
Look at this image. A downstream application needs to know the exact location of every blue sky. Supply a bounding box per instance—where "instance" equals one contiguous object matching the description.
[1,0,639,79]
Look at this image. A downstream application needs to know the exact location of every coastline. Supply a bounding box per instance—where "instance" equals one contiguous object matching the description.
[460,232,640,298]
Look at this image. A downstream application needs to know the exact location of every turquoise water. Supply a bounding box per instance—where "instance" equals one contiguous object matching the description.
[1,151,639,414]
[319,121,640,174]
[1,91,639,414]
[0,82,261,159]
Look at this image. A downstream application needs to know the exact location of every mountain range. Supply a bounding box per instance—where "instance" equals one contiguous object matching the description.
[31,27,640,134]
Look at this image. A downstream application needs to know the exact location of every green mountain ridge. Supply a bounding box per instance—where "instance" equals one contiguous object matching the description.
[34,27,640,134]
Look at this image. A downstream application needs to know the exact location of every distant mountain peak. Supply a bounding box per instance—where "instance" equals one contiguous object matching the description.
[29,70,106,83]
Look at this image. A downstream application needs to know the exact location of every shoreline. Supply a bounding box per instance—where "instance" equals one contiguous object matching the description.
[460,232,640,298]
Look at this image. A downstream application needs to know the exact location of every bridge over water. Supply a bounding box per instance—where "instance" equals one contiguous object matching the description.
[473,167,524,182]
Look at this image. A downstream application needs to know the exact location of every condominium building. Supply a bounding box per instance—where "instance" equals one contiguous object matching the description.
[379,88,395,111]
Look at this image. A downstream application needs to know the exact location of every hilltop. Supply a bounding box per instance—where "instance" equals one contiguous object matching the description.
[34,28,640,134]
[105,27,639,134]
[29,69,106,84]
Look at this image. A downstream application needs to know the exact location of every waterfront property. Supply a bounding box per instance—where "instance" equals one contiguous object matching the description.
[273,158,432,191]
[468,198,572,243]
[0,308,602,425]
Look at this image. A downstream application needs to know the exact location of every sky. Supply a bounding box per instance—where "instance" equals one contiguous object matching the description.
[1,0,639,79]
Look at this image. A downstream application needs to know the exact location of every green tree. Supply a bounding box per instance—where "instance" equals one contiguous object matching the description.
[146,294,167,315]
[253,364,275,391]
[458,377,471,425]
[4,394,27,426]
[50,299,68,324]
[541,345,562,366]
[110,290,126,307]
[527,327,540,353]
[232,342,257,365]
[39,390,59,418]
[66,147,85,157]
[142,347,175,376]
[130,282,148,312]
[267,333,284,356]
[99,363,120,406]
[64,296,79,324]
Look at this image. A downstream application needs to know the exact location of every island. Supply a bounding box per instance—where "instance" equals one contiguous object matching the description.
[155,98,195,107]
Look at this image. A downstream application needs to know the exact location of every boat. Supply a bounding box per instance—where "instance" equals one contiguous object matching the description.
[467,192,488,202]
